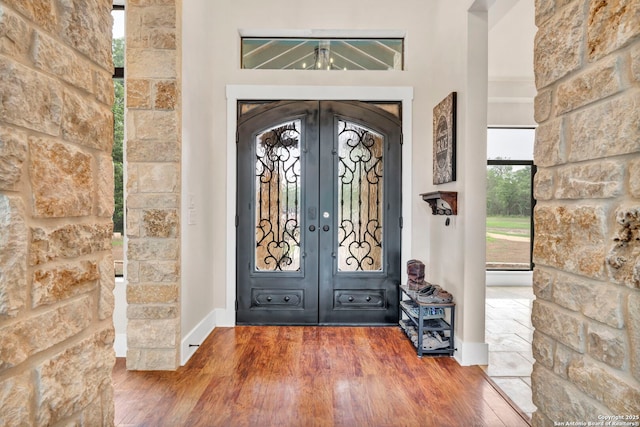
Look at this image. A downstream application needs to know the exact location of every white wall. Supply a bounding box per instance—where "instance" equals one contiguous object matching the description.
[179,0,493,365]
[180,0,217,363]
[113,278,127,356]
[488,0,535,80]
[488,0,537,127]
[424,1,493,364]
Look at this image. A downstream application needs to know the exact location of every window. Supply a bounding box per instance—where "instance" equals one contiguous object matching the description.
[112,4,124,276]
[241,38,403,70]
[486,128,535,271]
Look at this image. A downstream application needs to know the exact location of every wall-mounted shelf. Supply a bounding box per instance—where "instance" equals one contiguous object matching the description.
[420,191,457,215]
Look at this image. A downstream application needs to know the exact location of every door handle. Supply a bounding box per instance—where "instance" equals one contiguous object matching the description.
[322,225,330,232]
[309,225,316,232]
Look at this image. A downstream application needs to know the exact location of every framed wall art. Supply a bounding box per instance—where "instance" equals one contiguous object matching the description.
[433,92,457,185]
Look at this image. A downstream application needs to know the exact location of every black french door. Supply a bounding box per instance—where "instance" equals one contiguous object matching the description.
[236,101,401,325]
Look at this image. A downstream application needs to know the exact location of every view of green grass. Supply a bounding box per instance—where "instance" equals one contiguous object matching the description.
[486,215,530,238]
[486,216,529,229]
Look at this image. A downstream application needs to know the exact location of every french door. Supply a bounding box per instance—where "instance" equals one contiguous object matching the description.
[236,100,401,325]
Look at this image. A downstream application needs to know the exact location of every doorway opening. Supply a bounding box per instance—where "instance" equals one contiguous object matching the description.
[484,127,537,418]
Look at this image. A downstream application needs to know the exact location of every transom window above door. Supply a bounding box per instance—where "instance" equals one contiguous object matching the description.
[241,38,404,70]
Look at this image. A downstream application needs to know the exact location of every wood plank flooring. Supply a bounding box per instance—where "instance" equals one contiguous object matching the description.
[113,326,530,427]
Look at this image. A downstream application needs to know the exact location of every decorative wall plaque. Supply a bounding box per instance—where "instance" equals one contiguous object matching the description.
[433,92,457,184]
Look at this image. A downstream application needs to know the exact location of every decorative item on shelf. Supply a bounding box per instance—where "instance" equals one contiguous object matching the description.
[433,92,457,185]
[406,259,427,290]
[420,191,457,216]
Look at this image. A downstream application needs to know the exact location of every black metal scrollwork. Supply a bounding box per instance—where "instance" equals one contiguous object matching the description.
[255,121,301,271]
[337,121,384,271]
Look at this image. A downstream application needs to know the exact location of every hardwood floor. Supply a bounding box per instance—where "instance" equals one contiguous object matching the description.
[113,326,530,427]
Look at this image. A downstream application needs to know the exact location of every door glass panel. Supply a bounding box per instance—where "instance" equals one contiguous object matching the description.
[255,120,302,271]
[337,120,384,272]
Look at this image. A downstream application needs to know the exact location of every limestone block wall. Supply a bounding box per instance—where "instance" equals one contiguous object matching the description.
[125,0,182,370]
[532,0,640,425]
[0,0,116,425]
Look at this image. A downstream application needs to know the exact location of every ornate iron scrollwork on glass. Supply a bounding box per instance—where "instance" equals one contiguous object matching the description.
[337,120,384,272]
[255,120,301,271]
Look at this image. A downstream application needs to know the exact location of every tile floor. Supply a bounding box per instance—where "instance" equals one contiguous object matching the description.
[483,286,536,420]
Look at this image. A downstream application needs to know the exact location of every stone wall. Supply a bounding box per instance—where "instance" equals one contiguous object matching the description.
[0,0,115,425]
[125,0,182,370]
[532,0,640,425]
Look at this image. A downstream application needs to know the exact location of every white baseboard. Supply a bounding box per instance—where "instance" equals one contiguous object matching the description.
[486,270,532,287]
[180,310,217,366]
[454,338,489,366]
[114,333,127,358]
[214,307,236,327]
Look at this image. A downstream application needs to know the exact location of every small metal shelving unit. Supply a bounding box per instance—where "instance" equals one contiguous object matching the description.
[399,284,456,357]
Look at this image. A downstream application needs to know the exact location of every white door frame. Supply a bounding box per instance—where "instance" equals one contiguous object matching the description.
[220,85,414,326]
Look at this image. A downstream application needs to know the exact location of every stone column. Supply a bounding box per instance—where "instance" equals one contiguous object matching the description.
[125,0,182,370]
[0,0,115,425]
[532,1,640,425]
